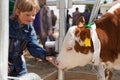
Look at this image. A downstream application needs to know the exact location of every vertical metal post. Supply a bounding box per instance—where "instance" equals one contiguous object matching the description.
[57,0,66,80]
[0,0,9,80]
[89,0,101,22]
[67,0,72,8]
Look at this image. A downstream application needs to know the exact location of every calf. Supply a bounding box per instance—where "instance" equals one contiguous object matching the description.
[57,3,120,80]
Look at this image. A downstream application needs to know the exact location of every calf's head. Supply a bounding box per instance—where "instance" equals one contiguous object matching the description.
[57,16,94,70]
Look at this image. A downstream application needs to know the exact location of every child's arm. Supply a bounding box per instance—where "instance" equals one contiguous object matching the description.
[26,25,51,61]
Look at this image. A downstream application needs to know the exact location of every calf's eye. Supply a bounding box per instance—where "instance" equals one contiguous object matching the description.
[67,47,72,51]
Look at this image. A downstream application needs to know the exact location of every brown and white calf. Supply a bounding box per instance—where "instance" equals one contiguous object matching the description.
[56,3,120,80]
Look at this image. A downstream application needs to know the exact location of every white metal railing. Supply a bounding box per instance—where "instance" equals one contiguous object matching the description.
[0,0,9,80]
[47,0,95,6]
[46,0,102,80]
[89,0,102,22]
[0,0,101,79]
[8,76,20,80]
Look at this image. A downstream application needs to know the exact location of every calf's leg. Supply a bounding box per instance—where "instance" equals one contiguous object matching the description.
[105,69,112,80]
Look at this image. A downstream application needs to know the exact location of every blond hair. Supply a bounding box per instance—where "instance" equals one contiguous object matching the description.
[11,0,40,20]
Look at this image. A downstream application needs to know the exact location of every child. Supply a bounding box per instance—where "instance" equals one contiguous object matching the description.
[9,0,57,77]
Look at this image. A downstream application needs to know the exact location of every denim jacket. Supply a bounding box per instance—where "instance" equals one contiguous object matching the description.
[9,18,49,76]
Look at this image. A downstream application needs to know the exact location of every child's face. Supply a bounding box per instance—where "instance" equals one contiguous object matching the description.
[17,9,37,24]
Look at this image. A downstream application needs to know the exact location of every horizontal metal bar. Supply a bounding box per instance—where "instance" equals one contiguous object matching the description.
[47,1,95,6]
[8,76,19,80]
[73,1,95,5]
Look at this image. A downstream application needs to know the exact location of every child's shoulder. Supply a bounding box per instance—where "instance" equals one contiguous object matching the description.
[9,18,17,25]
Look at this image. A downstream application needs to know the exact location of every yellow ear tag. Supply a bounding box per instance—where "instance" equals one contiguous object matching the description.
[84,38,91,47]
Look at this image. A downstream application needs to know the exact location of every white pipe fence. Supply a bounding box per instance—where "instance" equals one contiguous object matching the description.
[46,0,102,80]
[47,1,95,6]
[0,0,9,80]
[0,0,101,80]
[57,0,66,80]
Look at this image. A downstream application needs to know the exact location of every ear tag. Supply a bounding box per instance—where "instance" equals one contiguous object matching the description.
[84,38,91,47]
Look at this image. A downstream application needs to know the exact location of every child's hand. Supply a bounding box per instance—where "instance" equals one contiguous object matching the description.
[48,29,53,36]
[46,56,58,67]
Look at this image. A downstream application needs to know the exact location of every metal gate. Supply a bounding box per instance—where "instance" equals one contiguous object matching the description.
[47,0,101,80]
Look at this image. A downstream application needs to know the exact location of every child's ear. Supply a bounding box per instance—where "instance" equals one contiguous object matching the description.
[15,9,20,16]
[76,16,85,27]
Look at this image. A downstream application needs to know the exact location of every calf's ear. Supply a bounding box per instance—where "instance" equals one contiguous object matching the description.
[76,16,85,27]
